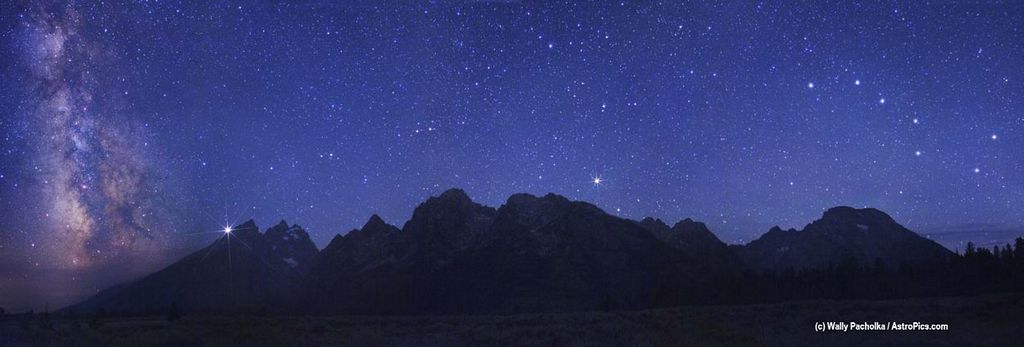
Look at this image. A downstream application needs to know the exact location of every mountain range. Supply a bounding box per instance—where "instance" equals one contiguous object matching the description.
[67,189,953,315]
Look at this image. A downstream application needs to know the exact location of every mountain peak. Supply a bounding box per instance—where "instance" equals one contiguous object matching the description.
[354,214,399,239]
[265,220,290,234]
[738,207,952,271]
[265,220,310,239]
[439,188,471,202]
[640,217,663,223]
[639,217,670,232]
[363,214,387,229]
[236,219,258,230]
[504,192,605,219]
[412,188,491,217]
[821,206,894,224]
[505,192,571,208]
[672,218,706,230]
[232,220,261,238]
[328,233,346,247]
[260,222,317,272]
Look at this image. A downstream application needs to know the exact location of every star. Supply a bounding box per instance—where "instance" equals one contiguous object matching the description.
[592,176,603,186]
[854,79,861,85]
[807,82,814,89]
[991,134,997,140]
[224,226,232,234]
[915,151,922,156]
[879,98,886,104]
[974,168,981,174]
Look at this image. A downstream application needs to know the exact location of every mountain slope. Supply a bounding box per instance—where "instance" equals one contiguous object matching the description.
[638,217,743,271]
[471,193,729,312]
[68,220,317,314]
[259,220,319,274]
[735,206,953,271]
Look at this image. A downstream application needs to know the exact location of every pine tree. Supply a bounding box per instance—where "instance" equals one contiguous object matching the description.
[1014,238,1024,259]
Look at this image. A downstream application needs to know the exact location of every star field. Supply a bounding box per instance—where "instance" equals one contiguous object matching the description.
[1,1,1023,311]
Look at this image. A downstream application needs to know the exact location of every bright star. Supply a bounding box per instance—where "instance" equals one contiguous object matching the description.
[807,82,814,89]
[973,168,980,174]
[224,226,232,234]
[991,134,997,140]
[854,79,861,85]
[915,151,921,156]
[592,176,603,185]
[879,98,886,104]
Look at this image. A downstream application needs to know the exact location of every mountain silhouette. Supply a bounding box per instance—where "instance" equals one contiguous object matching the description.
[67,190,960,315]
[68,220,316,314]
[302,190,723,314]
[638,217,743,271]
[733,206,953,271]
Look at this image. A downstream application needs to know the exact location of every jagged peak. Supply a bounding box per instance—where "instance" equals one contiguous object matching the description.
[640,216,665,224]
[342,215,399,241]
[363,214,386,228]
[330,233,346,244]
[265,220,308,238]
[360,214,397,233]
[324,232,350,251]
[670,218,724,243]
[288,224,307,235]
[231,220,261,238]
[264,220,290,234]
[235,219,258,230]
[639,217,670,231]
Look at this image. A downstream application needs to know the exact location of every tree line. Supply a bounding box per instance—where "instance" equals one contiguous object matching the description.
[711,238,1024,304]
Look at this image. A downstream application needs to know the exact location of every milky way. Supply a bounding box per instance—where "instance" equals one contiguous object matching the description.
[21,2,171,269]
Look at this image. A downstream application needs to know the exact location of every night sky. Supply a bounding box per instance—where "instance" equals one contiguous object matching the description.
[1,1,1022,311]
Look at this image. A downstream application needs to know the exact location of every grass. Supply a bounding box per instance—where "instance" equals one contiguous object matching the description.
[2,293,1021,346]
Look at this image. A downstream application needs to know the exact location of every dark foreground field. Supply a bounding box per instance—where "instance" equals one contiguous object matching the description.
[3,293,1021,346]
